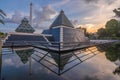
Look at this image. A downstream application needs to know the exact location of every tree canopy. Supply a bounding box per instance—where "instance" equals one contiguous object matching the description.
[97,7,120,38]
[97,19,120,37]
[113,8,120,17]
[105,19,120,37]
[97,28,107,37]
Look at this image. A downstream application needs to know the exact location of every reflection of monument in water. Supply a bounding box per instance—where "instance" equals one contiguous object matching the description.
[15,48,34,64]
[15,47,73,70]
[32,49,76,75]
[49,52,73,70]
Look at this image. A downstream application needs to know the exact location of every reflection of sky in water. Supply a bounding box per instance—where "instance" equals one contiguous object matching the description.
[1,47,120,80]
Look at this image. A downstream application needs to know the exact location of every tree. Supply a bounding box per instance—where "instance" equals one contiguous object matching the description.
[113,8,120,17]
[0,32,6,38]
[105,19,120,37]
[113,7,120,37]
[0,9,6,24]
[98,7,120,38]
[97,28,107,37]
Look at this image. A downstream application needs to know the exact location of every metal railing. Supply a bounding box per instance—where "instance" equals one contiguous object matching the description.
[3,40,119,53]
[3,41,92,50]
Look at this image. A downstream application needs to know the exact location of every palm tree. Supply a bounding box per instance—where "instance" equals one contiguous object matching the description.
[0,9,6,24]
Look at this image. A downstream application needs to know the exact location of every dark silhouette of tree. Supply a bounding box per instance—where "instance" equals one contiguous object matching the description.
[97,28,108,37]
[113,8,120,17]
[97,19,120,37]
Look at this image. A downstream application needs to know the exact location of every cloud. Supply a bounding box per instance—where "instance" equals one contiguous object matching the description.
[84,0,115,5]
[83,75,99,80]
[84,0,98,4]
[104,0,116,5]
[79,24,105,33]
[4,58,14,66]
[33,5,58,29]
[52,0,70,8]
[4,11,28,24]
[71,19,79,27]
[11,11,23,23]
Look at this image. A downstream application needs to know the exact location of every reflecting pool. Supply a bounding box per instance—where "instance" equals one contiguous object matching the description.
[0,42,120,80]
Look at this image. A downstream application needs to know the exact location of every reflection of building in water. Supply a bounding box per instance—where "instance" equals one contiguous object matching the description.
[49,52,73,70]
[15,48,34,64]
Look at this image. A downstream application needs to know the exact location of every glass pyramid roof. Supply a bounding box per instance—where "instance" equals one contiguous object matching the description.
[15,18,35,33]
[50,10,74,28]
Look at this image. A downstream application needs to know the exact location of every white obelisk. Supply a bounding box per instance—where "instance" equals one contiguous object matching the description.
[30,2,32,26]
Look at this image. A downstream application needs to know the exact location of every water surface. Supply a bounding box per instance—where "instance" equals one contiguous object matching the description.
[0,43,120,80]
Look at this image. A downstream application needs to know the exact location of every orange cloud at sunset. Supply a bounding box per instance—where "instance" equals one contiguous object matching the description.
[78,23,105,33]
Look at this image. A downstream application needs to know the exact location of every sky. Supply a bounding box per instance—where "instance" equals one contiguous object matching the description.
[0,0,120,33]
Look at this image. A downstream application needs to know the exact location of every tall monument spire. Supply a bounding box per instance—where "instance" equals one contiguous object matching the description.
[30,2,32,26]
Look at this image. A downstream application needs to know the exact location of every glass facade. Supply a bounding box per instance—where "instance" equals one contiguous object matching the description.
[50,28,60,42]
[6,34,46,42]
[63,27,88,42]
[15,18,35,33]
[50,10,74,28]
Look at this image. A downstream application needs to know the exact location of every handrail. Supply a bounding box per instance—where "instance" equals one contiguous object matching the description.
[3,40,119,50]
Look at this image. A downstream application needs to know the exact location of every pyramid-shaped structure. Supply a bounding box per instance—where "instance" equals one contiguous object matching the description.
[50,10,74,28]
[15,18,35,33]
[42,10,89,43]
